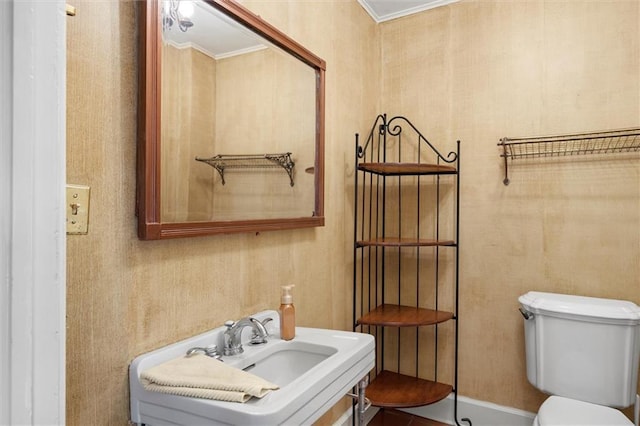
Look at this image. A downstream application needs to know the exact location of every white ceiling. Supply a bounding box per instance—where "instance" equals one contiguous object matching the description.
[358,0,459,22]
[164,0,460,59]
[163,1,266,59]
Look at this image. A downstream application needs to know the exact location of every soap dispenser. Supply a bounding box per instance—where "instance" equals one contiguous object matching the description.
[279,285,295,340]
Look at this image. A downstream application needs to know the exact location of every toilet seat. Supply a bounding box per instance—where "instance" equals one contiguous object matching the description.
[535,396,633,426]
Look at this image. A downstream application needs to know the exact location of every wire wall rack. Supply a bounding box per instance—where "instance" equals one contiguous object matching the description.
[498,127,640,185]
[195,153,295,186]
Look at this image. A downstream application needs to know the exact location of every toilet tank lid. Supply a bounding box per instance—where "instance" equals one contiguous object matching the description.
[519,292,640,323]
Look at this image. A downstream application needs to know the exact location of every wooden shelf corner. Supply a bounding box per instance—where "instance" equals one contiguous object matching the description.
[367,370,452,408]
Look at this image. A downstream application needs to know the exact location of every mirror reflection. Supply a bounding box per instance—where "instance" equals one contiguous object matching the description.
[160,0,317,222]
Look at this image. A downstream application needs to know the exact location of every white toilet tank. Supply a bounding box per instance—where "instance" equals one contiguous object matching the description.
[519,291,640,408]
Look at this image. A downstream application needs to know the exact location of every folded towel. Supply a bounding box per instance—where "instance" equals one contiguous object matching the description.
[140,354,279,403]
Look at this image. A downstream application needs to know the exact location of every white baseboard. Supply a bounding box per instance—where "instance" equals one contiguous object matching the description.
[334,395,535,426]
[401,394,535,426]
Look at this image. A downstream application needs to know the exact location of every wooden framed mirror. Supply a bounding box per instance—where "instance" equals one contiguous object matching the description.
[137,0,325,239]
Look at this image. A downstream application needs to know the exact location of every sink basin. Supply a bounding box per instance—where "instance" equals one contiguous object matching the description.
[236,341,337,387]
[129,310,374,425]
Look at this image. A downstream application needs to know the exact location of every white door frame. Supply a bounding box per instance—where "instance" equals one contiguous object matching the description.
[1,1,66,424]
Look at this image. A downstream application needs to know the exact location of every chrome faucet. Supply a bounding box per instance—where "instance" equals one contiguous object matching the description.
[223,317,270,356]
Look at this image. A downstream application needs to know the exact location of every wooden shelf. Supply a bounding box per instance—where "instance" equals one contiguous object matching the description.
[367,370,452,408]
[357,304,453,327]
[356,237,455,248]
[358,163,457,176]
[369,409,449,426]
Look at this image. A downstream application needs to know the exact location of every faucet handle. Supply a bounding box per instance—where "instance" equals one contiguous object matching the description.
[253,317,273,339]
[186,344,222,360]
[260,317,273,329]
[249,317,270,345]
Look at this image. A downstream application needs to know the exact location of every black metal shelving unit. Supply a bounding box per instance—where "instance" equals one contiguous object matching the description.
[352,114,470,426]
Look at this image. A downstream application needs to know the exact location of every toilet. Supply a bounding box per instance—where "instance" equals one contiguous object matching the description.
[519,291,640,426]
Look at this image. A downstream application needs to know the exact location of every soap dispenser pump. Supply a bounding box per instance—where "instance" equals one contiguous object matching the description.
[279,285,295,341]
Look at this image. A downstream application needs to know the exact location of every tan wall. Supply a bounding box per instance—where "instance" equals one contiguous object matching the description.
[66,0,639,424]
[161,44,217,222]
[66,0,379,424]
[162,43,317,222]
[213,47,317,219]
[379,0,640,416]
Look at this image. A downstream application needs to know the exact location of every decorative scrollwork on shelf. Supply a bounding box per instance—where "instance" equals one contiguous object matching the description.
[195,152,295,186]
[357,114,458,164]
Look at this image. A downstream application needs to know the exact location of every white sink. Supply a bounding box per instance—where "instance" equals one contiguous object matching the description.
[129,310,374,425]
[234,341,337,387]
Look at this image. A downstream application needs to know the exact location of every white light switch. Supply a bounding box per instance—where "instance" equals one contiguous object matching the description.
[66,184,90,234]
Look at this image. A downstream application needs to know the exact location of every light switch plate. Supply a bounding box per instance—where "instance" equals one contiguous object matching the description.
[66,184,90,234]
